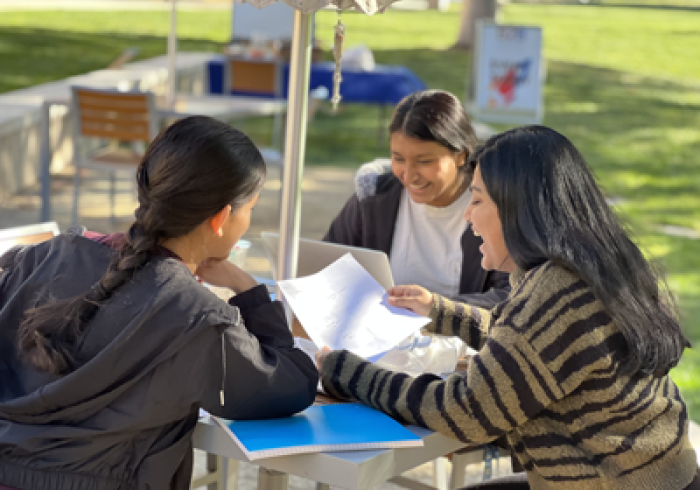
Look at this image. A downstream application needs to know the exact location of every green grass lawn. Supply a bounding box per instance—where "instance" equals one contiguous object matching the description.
[1,4,699,418]
[503,4,700,83]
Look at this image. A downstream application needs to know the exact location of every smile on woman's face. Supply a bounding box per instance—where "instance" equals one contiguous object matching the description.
[390,132,466,208]
[464,166,515,273]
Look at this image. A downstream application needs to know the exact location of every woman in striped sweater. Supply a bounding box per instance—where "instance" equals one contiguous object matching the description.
[317,126,698,489]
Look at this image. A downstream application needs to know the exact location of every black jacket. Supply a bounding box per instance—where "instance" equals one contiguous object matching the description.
[324,160,510,309]
[0,230,318,490]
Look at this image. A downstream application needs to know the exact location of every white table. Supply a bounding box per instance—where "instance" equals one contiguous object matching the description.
[193,414,467,490]
[38,92,286,221]
[156,94,286,121]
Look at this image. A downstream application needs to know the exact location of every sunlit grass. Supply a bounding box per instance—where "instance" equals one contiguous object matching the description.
[502,4,700,84]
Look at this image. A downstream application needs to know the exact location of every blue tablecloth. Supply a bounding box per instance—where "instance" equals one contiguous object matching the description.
[207,59,426,105]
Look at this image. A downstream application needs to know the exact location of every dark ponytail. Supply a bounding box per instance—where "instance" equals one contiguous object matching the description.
[18,116,266,375]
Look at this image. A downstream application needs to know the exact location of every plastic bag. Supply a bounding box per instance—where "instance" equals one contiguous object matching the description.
[341,44,375,71]
[294,331,468,378]
[375,330,468,377]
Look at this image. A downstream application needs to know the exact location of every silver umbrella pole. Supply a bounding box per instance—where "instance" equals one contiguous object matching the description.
[277,10,313,326]
[167,0,178,108]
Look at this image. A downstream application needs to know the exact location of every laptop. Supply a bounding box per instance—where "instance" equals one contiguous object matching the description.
[261,232,395,291]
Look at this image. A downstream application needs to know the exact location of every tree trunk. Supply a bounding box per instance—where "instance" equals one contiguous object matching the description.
[454,0,498,49]
[427,0,452,12]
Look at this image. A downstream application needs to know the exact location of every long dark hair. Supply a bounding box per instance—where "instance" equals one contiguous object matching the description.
[469,125,689,377]
[389,89,478,173]
[18,116,266,375]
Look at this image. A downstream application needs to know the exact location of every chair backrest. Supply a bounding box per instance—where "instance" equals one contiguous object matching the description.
[225,57,283,99]
[71,86,158,143]
[0,222,60,257]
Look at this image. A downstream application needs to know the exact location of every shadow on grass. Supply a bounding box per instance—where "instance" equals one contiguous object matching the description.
[537,60,700,414]
[0,27,221,93]
[543,61,700,215]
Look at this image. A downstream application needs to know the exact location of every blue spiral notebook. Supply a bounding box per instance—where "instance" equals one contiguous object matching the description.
[213,403,423,460]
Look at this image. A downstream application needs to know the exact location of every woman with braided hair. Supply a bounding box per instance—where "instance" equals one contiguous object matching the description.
[0,116,318,490]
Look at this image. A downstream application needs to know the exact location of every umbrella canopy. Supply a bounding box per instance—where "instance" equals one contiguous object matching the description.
[243,0,398,15]
[167,0,178,107]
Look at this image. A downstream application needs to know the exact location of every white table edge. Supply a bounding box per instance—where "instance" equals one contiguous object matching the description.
[193,415,467,489]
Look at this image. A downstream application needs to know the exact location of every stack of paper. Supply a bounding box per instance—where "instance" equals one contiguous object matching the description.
[277,254,430,360]
[214,403,423,460]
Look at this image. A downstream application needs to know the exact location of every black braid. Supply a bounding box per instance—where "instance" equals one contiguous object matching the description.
[97,221,158,300]
[17,215,159,375]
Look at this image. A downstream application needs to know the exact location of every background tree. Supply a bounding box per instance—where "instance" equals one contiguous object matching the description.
[454,0,499,49]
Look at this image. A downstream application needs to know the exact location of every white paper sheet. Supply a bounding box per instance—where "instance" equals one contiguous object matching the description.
[278,254,430,359]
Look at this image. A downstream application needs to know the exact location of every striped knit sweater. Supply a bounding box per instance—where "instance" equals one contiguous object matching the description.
[321,262,697,489]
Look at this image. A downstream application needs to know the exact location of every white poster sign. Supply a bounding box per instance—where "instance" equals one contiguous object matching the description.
[469,21,544,124]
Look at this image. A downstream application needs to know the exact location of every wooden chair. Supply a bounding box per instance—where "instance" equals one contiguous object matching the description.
[70,86,159,226]
[225,56,286,160]
[223,56,327,167]
[226,57,284,99]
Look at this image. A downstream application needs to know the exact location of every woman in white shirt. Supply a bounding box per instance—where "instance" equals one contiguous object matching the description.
[324,89,510,375]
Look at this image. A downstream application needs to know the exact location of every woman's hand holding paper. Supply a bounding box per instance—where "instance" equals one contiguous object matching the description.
[387,285,433,317]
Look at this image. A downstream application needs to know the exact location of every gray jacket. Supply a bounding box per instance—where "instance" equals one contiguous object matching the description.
[0,229,317,490]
